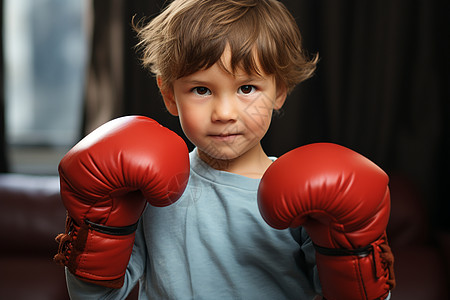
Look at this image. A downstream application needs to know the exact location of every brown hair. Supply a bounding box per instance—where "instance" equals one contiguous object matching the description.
[134,0,318,93]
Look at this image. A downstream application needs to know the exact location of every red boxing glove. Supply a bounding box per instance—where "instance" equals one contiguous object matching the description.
[54,116,189,288]
[258,143,395,300]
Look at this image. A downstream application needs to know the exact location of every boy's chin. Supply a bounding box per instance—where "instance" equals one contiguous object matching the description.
[197,148,240,170]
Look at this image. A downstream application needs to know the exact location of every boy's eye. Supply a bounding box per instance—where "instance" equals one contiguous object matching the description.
[238,85,256,94]
[192,87,211,96]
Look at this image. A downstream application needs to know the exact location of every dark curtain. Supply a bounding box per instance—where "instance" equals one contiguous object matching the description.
[275,0,450,231]
[83,0,182,137]
[83,0,449,229]
[0,0,8,173]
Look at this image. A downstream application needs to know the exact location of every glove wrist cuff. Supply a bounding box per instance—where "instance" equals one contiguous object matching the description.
[314,234,395,300]
[54,215,137,288]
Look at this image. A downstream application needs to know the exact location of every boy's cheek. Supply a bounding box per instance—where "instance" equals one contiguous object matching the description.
[244,91,276,117]
[243,102,274,133]
[177,114,203,143]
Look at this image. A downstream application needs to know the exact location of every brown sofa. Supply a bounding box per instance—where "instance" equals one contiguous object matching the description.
[0,173,140,300]
[0,174,69,300]
[0,172,448,300]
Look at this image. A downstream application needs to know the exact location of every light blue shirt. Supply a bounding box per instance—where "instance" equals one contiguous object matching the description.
[66,149,321,299]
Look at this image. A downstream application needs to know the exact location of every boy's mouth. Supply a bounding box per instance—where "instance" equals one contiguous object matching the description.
[209,133,241,142]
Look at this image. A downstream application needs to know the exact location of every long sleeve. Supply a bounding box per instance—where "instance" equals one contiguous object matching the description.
[290,227,322,296]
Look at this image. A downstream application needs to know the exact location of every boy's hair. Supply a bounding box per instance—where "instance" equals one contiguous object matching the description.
[134,0,318,93]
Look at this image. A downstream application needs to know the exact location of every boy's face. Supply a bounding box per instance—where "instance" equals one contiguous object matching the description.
[159,48,286,167]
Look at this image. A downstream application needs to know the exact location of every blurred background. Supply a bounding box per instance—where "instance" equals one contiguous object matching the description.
[0,0,448,299]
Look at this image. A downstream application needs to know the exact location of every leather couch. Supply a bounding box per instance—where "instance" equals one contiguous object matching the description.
[0,174,69,300]
[0,172,448,300]
[0,173,140,300]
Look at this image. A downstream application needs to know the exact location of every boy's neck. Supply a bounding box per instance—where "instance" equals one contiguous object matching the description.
[197,143,273,179]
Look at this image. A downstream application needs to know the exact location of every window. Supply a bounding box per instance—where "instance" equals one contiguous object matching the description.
[4,0,89,174]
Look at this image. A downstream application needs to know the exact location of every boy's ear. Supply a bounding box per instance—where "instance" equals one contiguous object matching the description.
[157,76,179,116]
[273,84,287,110]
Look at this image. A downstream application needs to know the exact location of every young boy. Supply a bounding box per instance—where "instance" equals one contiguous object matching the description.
[56,0,393,299]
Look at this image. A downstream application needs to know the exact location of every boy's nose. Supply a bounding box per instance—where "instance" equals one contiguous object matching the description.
[211,96,238,123]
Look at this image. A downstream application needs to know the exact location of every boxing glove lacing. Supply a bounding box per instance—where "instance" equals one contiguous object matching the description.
[313,234,396,290]
[54,213,140,266]
[54,213,74,265]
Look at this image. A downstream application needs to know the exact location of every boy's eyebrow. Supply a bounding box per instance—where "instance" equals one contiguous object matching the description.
[235,75,274,87]
[236,75,267,84]
[178,78,208,85]
[177,78,221,88]
[179,75,268,85]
